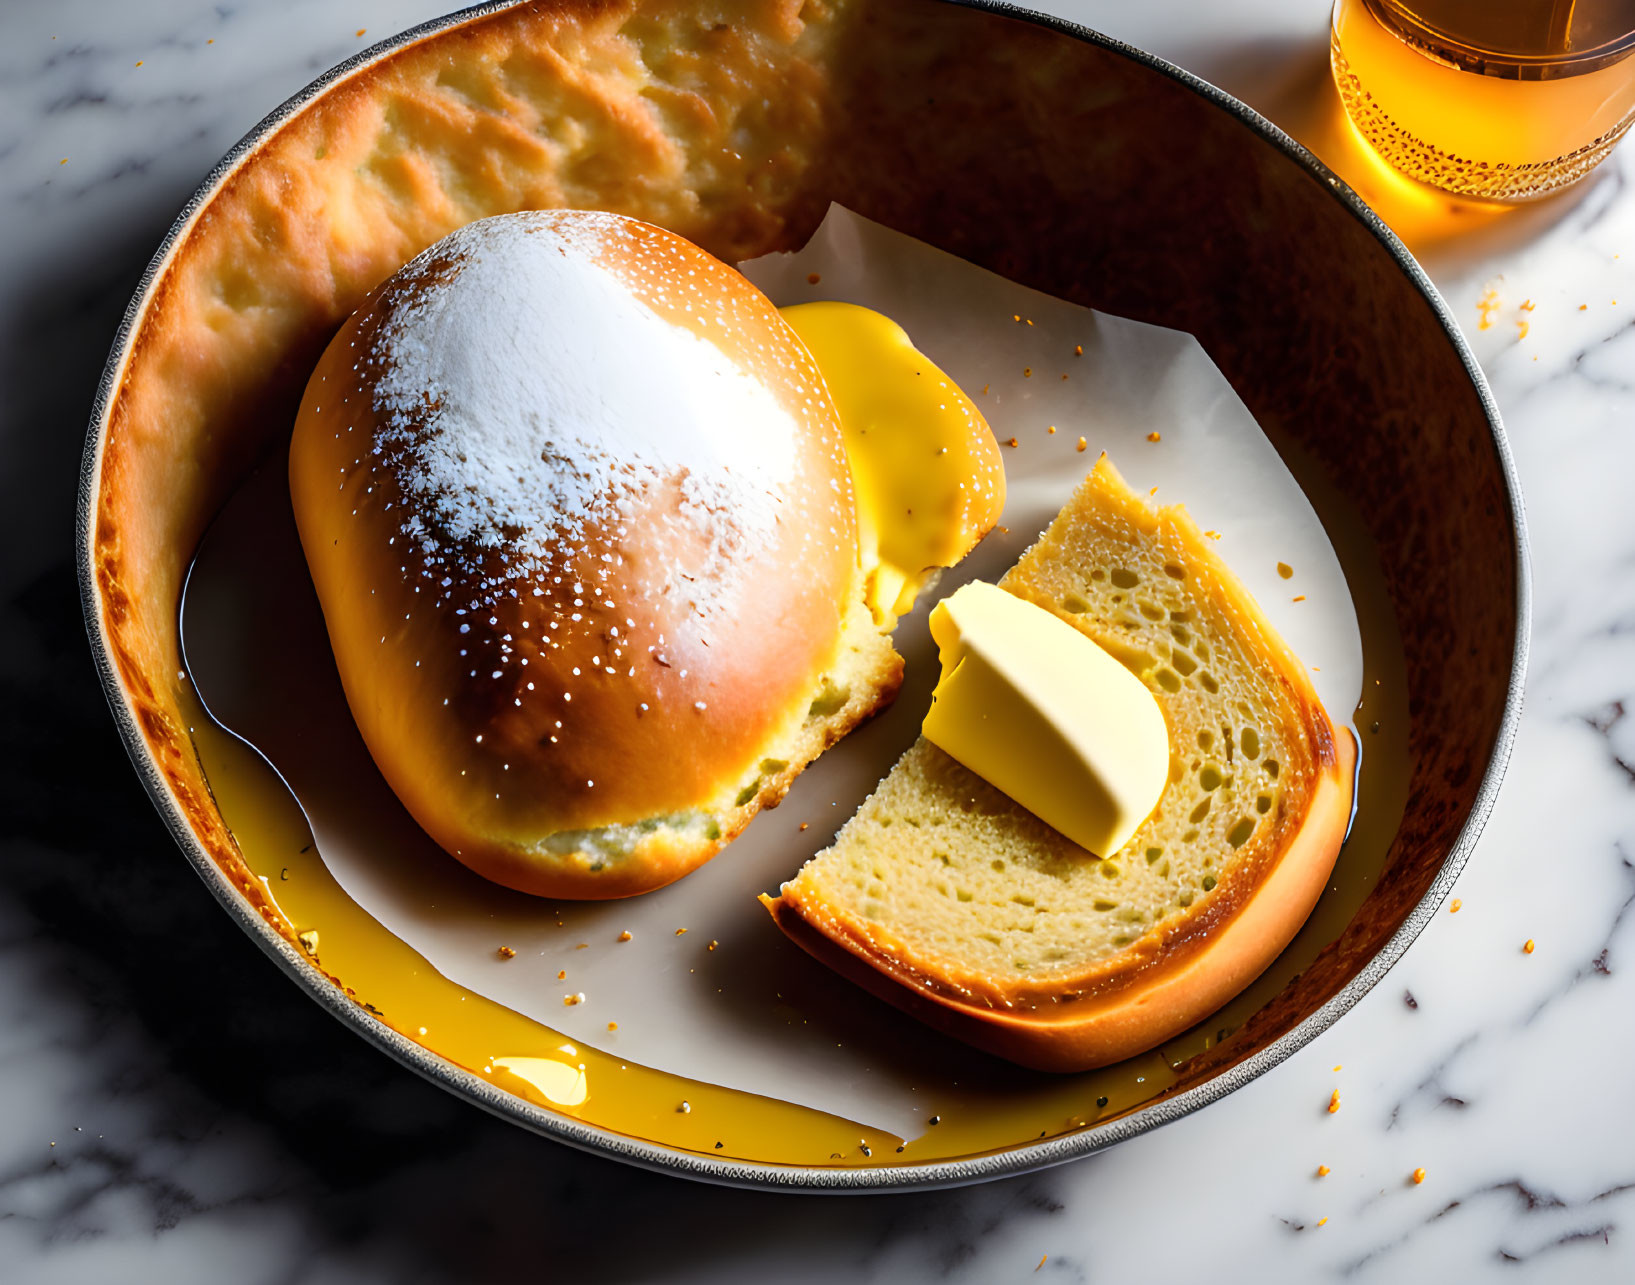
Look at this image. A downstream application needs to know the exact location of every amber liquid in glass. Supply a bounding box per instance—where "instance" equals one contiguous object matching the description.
[1332,0,1635,201]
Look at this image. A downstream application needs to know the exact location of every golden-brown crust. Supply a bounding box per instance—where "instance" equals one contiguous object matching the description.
[767,731,1353,1071]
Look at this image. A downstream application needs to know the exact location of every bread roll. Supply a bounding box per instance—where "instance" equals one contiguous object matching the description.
[289,210,901,898]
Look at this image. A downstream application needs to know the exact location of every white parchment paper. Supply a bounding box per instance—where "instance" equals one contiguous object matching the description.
[188,206,1362,1140]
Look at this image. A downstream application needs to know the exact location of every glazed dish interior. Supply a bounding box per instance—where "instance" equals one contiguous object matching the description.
[85,0,1518,1173]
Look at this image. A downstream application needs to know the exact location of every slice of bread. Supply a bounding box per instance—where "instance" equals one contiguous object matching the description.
[763,456,1355,1071]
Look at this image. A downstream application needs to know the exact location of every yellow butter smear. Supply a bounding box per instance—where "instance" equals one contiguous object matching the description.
[922,582,1170,857]
[779,302,1005,627]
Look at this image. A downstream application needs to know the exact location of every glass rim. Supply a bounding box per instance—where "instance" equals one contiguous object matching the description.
[1364,0,1635,77]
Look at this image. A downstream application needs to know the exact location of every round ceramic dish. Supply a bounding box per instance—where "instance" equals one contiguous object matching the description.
[77,0,1528,1191]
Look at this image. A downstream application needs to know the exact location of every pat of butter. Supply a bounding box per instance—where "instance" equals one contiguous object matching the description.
[779,302,1004,627]
[922,581,1169,858]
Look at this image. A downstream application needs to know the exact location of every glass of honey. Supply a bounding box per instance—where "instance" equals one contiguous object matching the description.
[1331,0,1635,201]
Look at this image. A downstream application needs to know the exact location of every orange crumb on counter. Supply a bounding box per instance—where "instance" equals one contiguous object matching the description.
[1317,1165,1330,1177]
[1412,1167,1427,1184]
[1205,530,1222,540]
[1036,1255,1047,1271]
[496,945,516,960]
[807,272,821,285]
[1332,1065,1342,1072]
[708,940,719,951]
[557,970,566,980]
[1524,938,1536,954]
[1023,367,1032,378]
[1476,287,1502,330]
[1450,899,1462,913]
[607,1021,619,1032]
[799,822,809,832]
[1277,561,1293,579]
[1580,303,1589,311]
[1520,298,1535,311]
[1328,1089,1341,1114]
[134,60,144,67]
[1048,425,1057,435]
[1518,320,1531,340]
[1076,437,1087,452]
[1074,344,1083,356]
[1006,437,1019,448]
[356,28,367,37]
[618,930,632,942]
[675,927,688,936]
[1013,314,1021,322]
[1317,1217,1329,1228]
[563,993,585,1006]
[1293,595,1307,603]
[576,942,588,950]
[1147,431,1161,442]
[981,384,990,396]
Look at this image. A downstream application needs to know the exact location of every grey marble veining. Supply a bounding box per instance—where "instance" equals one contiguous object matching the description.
[3,1,1633,1281]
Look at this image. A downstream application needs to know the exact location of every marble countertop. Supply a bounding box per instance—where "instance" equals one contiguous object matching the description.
[4,1,1632,1280]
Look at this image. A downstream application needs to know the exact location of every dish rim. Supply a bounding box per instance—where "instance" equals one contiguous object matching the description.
[75,0,1531,1193]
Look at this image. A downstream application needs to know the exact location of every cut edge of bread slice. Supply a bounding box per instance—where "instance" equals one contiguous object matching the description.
[762,456,1356,1071]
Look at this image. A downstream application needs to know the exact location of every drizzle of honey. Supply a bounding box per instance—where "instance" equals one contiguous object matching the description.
[182,447,1409,1171]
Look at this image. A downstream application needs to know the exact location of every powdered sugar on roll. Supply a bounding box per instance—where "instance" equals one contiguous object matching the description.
[368,213,800,612]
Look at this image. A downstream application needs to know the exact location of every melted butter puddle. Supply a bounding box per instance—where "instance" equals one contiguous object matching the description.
[180,450,1407,1168]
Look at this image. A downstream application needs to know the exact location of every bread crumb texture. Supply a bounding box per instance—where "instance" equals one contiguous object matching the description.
[781,457,1331,1007]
